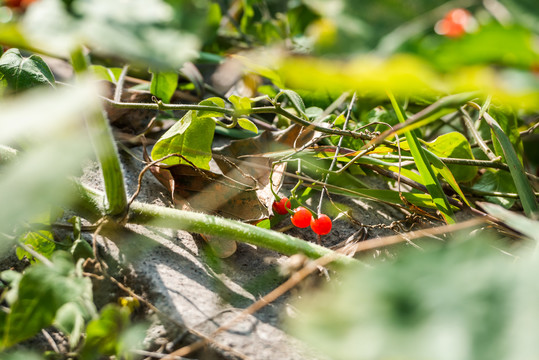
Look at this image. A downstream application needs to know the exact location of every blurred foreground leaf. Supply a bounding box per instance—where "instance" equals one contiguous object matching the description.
[290,235,539,360]
[80,304,146,360]
[1,252,95,349]
[21,0,201,69]
[0,83,97,254]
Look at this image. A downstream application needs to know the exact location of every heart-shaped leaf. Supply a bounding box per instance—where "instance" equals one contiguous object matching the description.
[151,111,215,169]
[0,48,55,92]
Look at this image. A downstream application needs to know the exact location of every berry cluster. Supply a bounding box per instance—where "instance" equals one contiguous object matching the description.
[272,197,332,236]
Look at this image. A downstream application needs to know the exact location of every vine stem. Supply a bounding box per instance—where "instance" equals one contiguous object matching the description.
[71,48,128,217]
[73,182,359,267]
[101,97,376,140]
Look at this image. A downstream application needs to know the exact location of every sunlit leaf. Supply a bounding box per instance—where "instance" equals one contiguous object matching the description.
[197,96,226,119]
[80,304,146,360]
[150,70,179,103]
[229,94,252,112]
[237,118,258,134]
[88,65,124,83]
[16,230,56,263]
[388,92,455,223]
[150,111,215,169]
[279,89,307,119]
[425,132,477,182]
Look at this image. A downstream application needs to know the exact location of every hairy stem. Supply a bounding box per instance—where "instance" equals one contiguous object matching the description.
[73,182,358,267]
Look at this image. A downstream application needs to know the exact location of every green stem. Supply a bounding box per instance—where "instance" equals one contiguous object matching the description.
[101,97,377,141]
[74,182,358,267]
[70,48,128,217]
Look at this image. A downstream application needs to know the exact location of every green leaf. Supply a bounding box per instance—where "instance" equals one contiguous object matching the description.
[279,89,307,119]
[54,302,87,349]
[479,202,539,243]
[472,170,517,209]
[70,239,94,262]
[151,111,215,169]
[425,132,477,183]
[237,118,258,134]
[0,48,55,92]
[197,96,226,119]
[488,107,523,162]
[229,94,252,112]
[483,111,538,217]
[150,71,179,103]
[387,92,455,224]
[89,65,124,83]
[16,230,56,263]
[80,304,146,360]
[23,0,201,69]
[2,252,94,349]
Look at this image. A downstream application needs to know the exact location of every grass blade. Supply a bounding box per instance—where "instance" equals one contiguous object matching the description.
[482,111,538,217]
[387,91,455,224]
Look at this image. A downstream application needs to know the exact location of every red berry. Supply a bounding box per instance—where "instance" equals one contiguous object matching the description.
[310,214,332,235]
[272,197,291,215]
[435,8,471,38]
[291,207,312,228]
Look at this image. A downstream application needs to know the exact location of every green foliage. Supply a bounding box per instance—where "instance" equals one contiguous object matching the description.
[88,65,124,83]
[80,304,147,360]
[197,96,226,118]
[1,252,95,349]
[0,0,538,357]
[150,111,215,169]
[229,94,253,113]
[290,235,539,360]
[22,0,202,69]
[424,23,539,71]
[237,118,258,134]
[277,89,307,119]
[0,49,55,92]
[473,170,517,209]
[388,92,454,223]
[16,230,56,263]
[150,70,179,103]
[425,132,477,182]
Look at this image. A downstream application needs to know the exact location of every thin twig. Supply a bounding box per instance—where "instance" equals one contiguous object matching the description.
[460,107,499,161]
[16,242,54,267]
[41,329,60,354]
[347,218,485,254]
